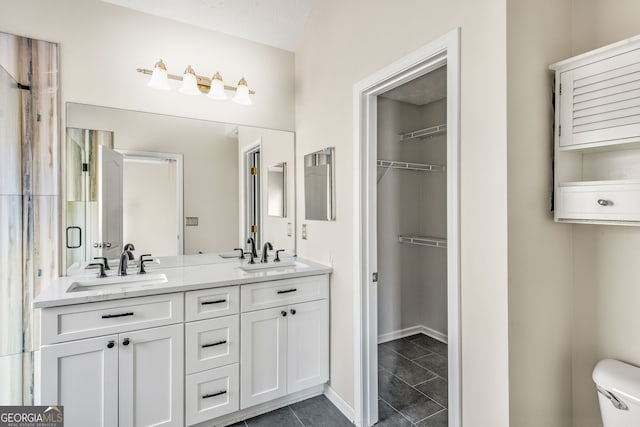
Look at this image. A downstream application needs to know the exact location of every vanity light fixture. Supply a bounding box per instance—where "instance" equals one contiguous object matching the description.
[137,59,255,104]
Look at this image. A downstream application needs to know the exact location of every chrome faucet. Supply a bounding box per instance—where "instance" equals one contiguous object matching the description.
[247,238,258,259]
[118,244,135,276]
[260,242,273,263]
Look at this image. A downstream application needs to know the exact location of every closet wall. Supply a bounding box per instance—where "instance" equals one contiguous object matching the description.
[377,93,448,341]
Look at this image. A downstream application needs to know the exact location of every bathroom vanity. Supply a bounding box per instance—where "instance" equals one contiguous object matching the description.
[34,256,332,427]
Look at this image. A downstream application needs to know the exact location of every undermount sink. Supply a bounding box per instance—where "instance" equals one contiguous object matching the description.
[239,260,307,272]
[67,273,168,293]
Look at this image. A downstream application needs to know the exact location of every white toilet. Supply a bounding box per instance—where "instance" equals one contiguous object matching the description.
[593,359,640,426]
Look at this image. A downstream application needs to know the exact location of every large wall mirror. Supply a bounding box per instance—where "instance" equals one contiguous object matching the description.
[64,103,295,271]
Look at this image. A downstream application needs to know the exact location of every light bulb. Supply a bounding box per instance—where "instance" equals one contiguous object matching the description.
[207,72,228,100]
[179,65,201,95]
[147,59,170,91]
[232,77,252,105]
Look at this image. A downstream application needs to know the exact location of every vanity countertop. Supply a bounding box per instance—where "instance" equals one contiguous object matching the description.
[34,255,332,309]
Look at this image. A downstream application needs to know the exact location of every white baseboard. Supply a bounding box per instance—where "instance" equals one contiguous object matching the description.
[378,325,448,344]
[323,384,355,423]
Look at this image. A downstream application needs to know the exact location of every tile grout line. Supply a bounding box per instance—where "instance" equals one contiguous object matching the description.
[412,408,447,425]
[288,405,306,426]
[379,396,415,425]
[379,365,446,417]
[379,346,440,382]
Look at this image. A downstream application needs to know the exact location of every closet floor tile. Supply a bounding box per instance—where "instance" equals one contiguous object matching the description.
[377,399,412,427]
[410,334,448,356]
[381,338,432,360]
[378,346,437,385]
[416,409,448,427]
[377,369,443,422]
[415,377,448,407]
[413,353,448,379]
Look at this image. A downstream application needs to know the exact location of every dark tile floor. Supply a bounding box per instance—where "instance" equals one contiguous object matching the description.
[377,334,448,426]
[227,333,447,427]
[228,395,353,427]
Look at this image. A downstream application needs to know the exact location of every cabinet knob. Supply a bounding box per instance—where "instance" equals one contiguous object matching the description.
[281,311,287,317]
[122,338,130,346]
[107,340,115,349]
[290,309,296,315]
[597,199,611,206]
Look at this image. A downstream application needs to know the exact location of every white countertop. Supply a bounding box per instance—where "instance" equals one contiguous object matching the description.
[34,254,332,309]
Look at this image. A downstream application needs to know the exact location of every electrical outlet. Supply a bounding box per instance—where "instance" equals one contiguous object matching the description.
[287,222,293,237]
[302,224,308,240]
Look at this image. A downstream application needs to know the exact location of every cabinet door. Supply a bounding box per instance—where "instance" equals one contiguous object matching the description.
[118,324,183,427]
[40,335,118,427]
[240,307,288,409]
[559,48,640,148]
[287,299,329,393]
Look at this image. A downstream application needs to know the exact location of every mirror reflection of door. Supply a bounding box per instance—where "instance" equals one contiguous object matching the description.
[97,145,123,260]
[119,150,183,257]
[244,144,261,247]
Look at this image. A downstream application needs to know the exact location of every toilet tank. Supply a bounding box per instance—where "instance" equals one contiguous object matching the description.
[593,359,640,427]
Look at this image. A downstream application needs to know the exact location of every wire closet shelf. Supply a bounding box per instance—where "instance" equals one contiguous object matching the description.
[377,160,445,173]
[398,235,447,249]
[399,123,447,142]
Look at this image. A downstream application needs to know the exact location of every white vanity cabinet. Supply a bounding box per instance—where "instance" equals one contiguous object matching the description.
[37,270,331,427]
[40,293,184,427]
[240,276,329,409]
[551,35,640,225]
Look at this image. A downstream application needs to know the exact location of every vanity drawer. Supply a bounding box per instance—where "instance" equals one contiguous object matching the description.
[185,364,239,426]
[185,286,239,321]
[185,315,239,374]
[41,293,184,345]
[557,182,640,222]
[240,275,329,312]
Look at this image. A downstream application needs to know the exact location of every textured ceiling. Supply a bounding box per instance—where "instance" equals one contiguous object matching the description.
[380,66,447,106]
[102,0,313,51]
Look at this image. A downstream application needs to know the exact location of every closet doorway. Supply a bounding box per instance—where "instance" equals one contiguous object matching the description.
[353,29,460,427]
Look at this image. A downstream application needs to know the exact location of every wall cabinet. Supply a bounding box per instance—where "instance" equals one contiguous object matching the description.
[551,35,640,225]
[41,324,183,427]
[39,274,329,427]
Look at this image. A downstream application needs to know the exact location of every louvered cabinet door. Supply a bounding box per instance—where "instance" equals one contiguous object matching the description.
[559,48,640,148]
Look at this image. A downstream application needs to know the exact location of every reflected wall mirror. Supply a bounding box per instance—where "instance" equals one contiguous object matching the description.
[64,103,295,271]
[304,147,335,221]
[268,162,287,218]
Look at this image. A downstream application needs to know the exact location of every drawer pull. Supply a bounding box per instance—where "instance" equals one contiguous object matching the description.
[597,199,611,206]
[201,340,227,348]
[201,299,227,305]
[277,288,297,294]
[101,312,134,319]
[202,390,227,399]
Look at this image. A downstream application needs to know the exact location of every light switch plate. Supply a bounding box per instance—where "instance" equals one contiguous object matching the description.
[185,217,199,226]
[302,224,308,240]
[287,222,293,237]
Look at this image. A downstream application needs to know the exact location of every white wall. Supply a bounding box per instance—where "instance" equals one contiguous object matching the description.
[377,97,447,338]
[506,0,575,425]
[568,2,640,426]
[295,1,509,424]
[0,0,294,132]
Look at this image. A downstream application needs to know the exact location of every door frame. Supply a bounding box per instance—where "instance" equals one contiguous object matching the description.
[240,139,262,248]
[116,149,184,255]
[352,28,461,427]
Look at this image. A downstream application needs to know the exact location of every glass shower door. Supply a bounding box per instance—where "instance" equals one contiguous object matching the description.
[0,64,24,404]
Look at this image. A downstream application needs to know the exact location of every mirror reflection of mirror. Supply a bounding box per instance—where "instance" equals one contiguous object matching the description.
[268,162,287,218]
[64,103,295,272]
[304,147,335,221]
